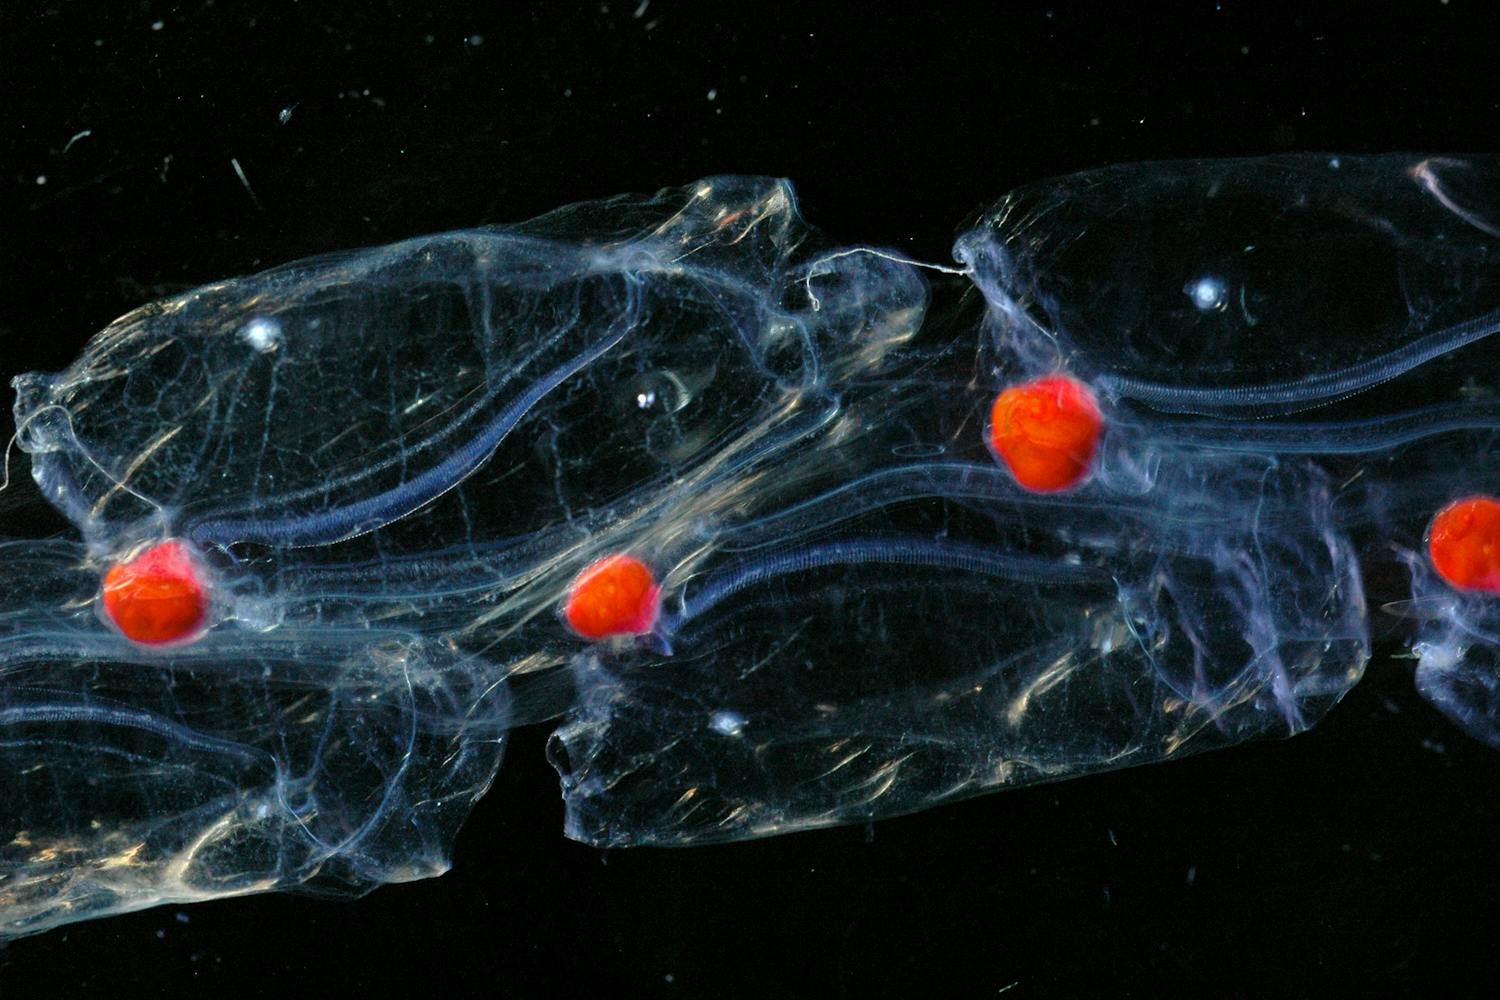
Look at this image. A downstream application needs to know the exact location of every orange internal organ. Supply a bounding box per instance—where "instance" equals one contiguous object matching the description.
[989,374,1103,492]
[101,539,210,645]
[564,554,661,639]
[1429,496,1500,594]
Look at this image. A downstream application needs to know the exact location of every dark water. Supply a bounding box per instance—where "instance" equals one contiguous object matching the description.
[3,3,1500,997]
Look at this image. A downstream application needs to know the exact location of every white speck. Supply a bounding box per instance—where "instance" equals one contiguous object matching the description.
[1328,156,1342,169]
[633,0,650,16]
[563,87,573,98]
[278,103,297,125]
[151,19,164,31]
[467,33,484,46]
[34,175,46,185]
[706,88,717,101]
[710,710,746,736]
[1240,44,1250,55]
[62,128,92,153]
[1187,275,1228,312]
[241,318,283,352]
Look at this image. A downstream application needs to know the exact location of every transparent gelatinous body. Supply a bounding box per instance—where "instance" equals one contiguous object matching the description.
[955,154,1500,757]
[2,157,1498,938]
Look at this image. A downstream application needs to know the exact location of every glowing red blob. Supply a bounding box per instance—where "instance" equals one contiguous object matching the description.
[988,374,1103,492]
[1429,496,1500,594]
[564,554,661,640]
[101,540,210,645]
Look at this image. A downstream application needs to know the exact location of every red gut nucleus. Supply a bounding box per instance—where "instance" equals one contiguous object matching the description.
[1429,496,1500,594]
[988,374,1103,492]
[101,539,210,644]
[564,554,661,639]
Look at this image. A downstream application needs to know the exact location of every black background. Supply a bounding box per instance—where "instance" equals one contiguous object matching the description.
[4,2,1500,997]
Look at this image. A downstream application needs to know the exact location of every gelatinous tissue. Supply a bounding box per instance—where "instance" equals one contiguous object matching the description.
[4,156,1500,937]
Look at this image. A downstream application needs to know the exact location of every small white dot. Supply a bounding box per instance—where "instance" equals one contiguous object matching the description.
[241,317,283,352]
[1187,276,1228,312]
[710,710,746,736]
